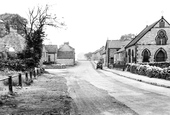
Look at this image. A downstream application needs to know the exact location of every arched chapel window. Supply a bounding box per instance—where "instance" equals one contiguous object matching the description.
[154,48,167,62]
[155,30,168,45]
[128,49,131,63]
[142,49,151,62]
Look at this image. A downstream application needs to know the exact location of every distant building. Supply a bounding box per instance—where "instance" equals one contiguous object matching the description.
[91,46,105,64]
[41,45,58,62]
[113,40,131,64]
[105,40,125,67]
[57,42,75,65]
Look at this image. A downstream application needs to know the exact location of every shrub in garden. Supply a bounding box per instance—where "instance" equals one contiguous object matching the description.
[145,66,152,77]
[127,63,170,80]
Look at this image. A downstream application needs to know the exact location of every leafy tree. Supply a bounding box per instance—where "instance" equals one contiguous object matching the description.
[120,33,135,41]
[0,13,27,35]
[84,52,92,60]
[18,5,65,68]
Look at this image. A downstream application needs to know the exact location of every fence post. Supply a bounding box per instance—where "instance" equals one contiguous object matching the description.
[18,73,22,87]
[25,72,28,81]
[30,71,32,80]
[33,70,36,79]
[8,76,13,94]
[37,69,39,75]
[42,68,45,73]
[40,68,42,74]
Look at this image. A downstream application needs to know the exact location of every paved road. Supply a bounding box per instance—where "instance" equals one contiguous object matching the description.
[66,61,170,115]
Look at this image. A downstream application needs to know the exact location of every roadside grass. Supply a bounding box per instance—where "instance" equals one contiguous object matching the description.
[0,70,74,115]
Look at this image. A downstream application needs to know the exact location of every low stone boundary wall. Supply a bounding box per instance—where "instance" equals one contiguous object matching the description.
[57,59,74,66]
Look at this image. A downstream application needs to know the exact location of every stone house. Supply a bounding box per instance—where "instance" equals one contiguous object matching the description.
[125,16,170,63]
[91,50,100,61]
[100,46,106,65]
[57,42,75,65]
[105,40,125,67]
[91,46,105,62]
[41,45,58,62]
[0,25,25,59]
[113,40,131,64]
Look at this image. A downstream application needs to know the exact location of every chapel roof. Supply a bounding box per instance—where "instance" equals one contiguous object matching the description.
[125,16,169,48]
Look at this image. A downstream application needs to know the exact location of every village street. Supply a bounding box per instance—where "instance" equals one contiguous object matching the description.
[1,61,170,115]
[64,61,170,115]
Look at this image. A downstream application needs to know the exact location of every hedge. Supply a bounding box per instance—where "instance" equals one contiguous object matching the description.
[0,58,35,72]
[127,63,170,80]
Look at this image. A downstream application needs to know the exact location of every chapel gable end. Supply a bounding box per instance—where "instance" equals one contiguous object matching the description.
[154,17,170,28]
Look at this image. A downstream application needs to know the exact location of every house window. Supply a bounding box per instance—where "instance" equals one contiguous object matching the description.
[159,20,165,28]
[128,49,131,63]
[48,55,51,62]
[155,30,168,45]
[142,49,151,62]
[154,48,167,62]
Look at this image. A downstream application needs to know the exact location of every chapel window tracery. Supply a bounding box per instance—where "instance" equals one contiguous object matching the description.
[155,30,168,45]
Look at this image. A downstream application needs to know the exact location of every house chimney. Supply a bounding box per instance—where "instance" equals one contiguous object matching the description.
[64,42,69,45]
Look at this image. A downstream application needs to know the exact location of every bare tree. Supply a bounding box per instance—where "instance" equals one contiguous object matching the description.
[18,5,65,68]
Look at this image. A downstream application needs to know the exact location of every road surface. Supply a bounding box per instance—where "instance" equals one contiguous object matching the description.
[66,61,170,115]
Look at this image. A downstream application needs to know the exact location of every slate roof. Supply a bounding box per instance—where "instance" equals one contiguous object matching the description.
[106,39,130,50]
[44,45,58,53]
[125,16,169,48]
[93,46,105,54]
[106,40,122,49]
[58,42,74,51]
[116,40,131,53]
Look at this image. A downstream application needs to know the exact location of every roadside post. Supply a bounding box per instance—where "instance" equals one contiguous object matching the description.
[18,73,22,87]
[25,72,28,81]
[8,76,13,94]
[33,70,36,79]
[30,71,32,80]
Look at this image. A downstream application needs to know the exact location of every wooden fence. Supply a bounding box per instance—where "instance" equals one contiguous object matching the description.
[0,68,45,94]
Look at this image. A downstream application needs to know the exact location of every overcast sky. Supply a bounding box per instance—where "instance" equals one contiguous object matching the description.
[0,0,170,58]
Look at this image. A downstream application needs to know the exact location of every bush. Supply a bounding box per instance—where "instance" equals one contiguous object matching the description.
[149,62,170,68]
[127,63,170,80]
[0,58,37,72]
[43,61,56,65]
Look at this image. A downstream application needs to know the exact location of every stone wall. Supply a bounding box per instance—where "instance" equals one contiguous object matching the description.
[57,59,75,65]
[57,51,74,59]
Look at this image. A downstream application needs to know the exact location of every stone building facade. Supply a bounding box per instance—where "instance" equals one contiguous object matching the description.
[105,40,129,67]
[57,42,75,65]
[41,45,58,62]
[125,16,170,63]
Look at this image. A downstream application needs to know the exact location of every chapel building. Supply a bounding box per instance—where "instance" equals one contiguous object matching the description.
[125,16,170,63]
